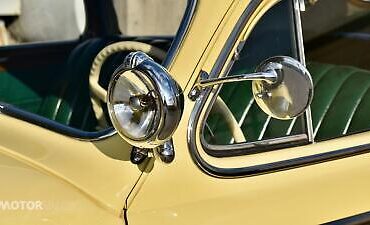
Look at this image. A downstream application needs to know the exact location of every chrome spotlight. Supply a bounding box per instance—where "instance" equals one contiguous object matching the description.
[107,52,183,158]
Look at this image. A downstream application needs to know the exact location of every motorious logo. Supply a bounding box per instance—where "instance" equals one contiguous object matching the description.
[0,200,43,210]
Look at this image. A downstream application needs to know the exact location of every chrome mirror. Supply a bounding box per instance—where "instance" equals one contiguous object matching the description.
[193,56,313,120]
[252,56,313,119]
[107,52,183,163]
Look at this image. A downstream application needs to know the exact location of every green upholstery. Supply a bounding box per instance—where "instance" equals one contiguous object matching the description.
[0,68,53,115]
[309,63,370,140]
[206,62,370,144]
[0,64,68,122]
[0,39,113,131]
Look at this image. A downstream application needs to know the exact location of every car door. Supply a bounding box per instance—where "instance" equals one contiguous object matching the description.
[0,1,144,224]
[127,0,370,224]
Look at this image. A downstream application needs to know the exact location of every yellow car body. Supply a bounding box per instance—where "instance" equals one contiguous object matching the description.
[1,0,370,224]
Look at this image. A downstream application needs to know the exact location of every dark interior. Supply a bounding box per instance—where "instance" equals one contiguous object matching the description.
[0,36,172,132]
[0,0,177,135]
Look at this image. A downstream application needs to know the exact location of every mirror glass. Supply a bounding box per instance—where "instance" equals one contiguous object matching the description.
[252,56,313,120]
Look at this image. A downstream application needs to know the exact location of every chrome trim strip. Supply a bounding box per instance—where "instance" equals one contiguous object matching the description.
[201,134,308,157]
[293,0,315,142]
[0,0,197,142]
[193,135,370,178]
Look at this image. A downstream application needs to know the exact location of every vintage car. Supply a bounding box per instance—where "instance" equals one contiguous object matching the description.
[1,0,370,224]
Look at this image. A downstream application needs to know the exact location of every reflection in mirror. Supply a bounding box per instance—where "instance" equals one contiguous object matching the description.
[252,56,313,120]
[203,0,308,146]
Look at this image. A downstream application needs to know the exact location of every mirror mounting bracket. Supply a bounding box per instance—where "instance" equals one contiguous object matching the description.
[188,66,278,102]
[130,139,176,164]
[189,56,313,120]
[188,70,210,101]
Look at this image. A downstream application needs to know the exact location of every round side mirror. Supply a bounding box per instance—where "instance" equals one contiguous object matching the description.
[107,52,183,149]
[252,56,313,120]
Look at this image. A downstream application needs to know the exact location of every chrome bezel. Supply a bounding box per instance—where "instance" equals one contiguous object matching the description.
[107,57,183,149]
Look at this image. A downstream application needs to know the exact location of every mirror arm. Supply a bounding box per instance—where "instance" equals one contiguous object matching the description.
[195,70,278,89]
[190,56,313,120]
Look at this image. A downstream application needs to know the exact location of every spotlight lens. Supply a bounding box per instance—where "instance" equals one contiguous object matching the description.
[108,70,159,140]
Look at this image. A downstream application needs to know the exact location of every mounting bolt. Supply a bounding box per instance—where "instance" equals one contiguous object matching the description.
[130,147,149,164]
[233,50,240,61]
[188,86,201,101]
[157,140,175,163]
[188,71,209,101]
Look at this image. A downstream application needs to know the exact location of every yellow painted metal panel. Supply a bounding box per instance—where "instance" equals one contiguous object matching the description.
[168,0,234,88]
[0,153,123,225]
[0,113,143,224]
[127,0,370,224]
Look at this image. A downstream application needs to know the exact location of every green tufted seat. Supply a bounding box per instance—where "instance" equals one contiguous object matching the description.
[0,39,114,131]
[206,62,370,144]
[309,63,370,140]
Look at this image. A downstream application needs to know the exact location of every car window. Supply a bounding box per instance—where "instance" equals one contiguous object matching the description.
[202,0,307,151]
[113,0,187,36]
[0,0,85,46]
[301,0,370,141]
[0,0,193,137]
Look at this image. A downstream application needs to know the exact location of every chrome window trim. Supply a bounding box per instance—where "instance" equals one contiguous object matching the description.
[201,134,308,157]
[0,0,197,142]
[293,0,315,142]
[191,0,310,154]
[187,0,318,177]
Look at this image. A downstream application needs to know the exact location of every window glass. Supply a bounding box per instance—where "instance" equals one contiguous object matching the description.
[0,0,190,135]
[203,0,305,147]
[302,0,370,141]
[113,0,187,36]
[0,0,85,46]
